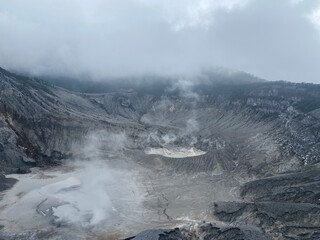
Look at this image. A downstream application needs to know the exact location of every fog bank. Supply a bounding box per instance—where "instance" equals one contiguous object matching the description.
[1,0,320,82]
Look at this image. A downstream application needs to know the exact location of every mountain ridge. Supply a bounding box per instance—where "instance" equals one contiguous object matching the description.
[1,67,320,239]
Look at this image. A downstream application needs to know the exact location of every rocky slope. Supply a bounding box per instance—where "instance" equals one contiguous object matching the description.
[1,67,320,239]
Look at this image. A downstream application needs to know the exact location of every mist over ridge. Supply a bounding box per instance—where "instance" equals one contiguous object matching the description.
[1,0,320,82]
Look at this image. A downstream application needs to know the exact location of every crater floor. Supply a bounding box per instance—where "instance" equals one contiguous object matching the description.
[0,150,240,240]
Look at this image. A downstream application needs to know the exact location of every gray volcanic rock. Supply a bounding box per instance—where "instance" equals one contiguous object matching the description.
[240,166,320,204]
[125,229,187,240]
[196,224,271,240]
[213,201,320,225]
[213,201,320,239]
[207,166,320,239]
[0,174,17,191]
[127,223,271,240]
[0,67,146,173]
[1,67,320,175]
[1,67,320,239]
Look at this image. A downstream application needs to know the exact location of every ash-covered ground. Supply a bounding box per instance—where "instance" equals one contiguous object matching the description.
[0,132,238,240]
[1,68,320,239]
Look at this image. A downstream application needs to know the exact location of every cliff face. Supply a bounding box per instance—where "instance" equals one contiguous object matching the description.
[1,68,320,239]
[0,68,146,173]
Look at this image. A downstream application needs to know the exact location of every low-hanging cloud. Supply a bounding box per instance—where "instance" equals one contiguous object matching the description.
[1,0,320,82]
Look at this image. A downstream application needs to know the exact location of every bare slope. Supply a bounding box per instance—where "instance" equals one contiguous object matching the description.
[1,67,320,239]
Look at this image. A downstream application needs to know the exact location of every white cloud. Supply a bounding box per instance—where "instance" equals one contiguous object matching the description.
[309,5,320,30]
[139,0,250,30]
[290,0,305,5]
[1,0,320,82]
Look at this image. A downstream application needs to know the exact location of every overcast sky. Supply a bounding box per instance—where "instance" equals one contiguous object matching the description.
[0,0,320,82]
